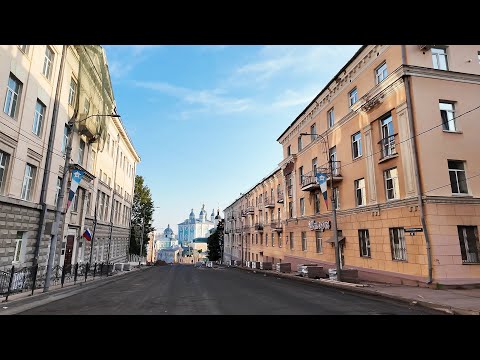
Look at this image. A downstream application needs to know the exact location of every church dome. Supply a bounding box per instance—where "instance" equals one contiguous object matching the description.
[199,204,206,216]
[189,209,195,218]
[164,224,173,237]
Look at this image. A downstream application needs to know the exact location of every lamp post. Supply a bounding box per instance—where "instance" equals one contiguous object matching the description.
[44,113,120,292]
[299,132,341,282]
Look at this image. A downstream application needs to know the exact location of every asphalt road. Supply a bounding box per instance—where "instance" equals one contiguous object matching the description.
[20,265,441,315]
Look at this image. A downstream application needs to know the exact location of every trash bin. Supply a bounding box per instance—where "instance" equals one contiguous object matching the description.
[328,268,337,281]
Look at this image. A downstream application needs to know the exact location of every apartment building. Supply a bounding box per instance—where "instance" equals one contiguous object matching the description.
[224,45,480,287]
[0,45,140,270]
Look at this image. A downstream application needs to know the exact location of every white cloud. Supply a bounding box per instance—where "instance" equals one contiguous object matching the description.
[105,45,157,79]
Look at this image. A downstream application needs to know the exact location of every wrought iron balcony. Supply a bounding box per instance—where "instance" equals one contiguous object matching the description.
[301,171,320,192]
[264,196,275,208]
[287,186,293,198]
[255,223,264,231]
[277,190,284,203]
[378,134,398,162]
[327,161,343,183]
[246,206,255,214]
[271,221,283,232]
[77,115,98,140]
[243,225,252,232]
[241,210,247,217]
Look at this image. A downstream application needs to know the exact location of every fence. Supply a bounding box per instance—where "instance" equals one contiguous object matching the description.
[0,262,116,302]
[127,254,146,264]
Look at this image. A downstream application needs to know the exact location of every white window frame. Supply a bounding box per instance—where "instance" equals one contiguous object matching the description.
[20,163,36,201]
[13,231,27,264]
[327,108,334,128]
[458,226,480,264]
[314,192,320,214]
[4,73,22,118]
[349,87,358,106]
[83,98,90,115]
[375,62,388,84]
[431,47,448,71]
[315,231,323,253]
[272,232,275,247]
[300,197,305,216]
[333,187,340,210]
[390,227,407,261]
[0,150,10,195]
[42,46,54,79]
[352,131,362,159]
[62,125,68,154]
[439,101,456,132]
[54,177,62,206]
[384,167,399,200]
[301,231,307,251]
[310,123,317,141]
[359,229,371,258]
[448,160,468,194]
[68,77,77,106]
[298,136,302,152]
[355,178,366,207]
[32,99,46,136]
[78,139,85,165]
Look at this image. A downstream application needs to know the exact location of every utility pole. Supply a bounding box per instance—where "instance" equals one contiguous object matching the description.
[329,155,342,282]
[33,45,67,267]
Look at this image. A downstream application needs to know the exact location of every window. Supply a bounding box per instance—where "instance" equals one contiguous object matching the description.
[375,62,388,84]
[300,198,305,216]
[290,232,294,250]
[431,47,448,70]
[4,73,22,118]
[289,201,293,218]
[266,234,268,247]
[13,232,26,263]
[78,139,85,165]
[315,231,323,253]
[62,125,68,154]
[287,145,291,156]
[478,51,480,64]
[314,193,320,214]
[349,87,358,106]
[351,132,362,159]
[380,114,395,157]
[72,189,79,212]
[301,231,307,251]
[299,166,303,184]
[32,100,46,136]
[327,108,334,128]
[333,187,339,210]
[54,177,62,206]
[83,98,90,115]
[272,232,275,246]
[98,192,105,221]
[384,168,399,200]
[0,151,10,195]
[42,46,54,79]
[310,123,317,141]
[68,77,77,106]
[355,178,366,207]
[21,163,36,201]
[458,226,480,264]
[255,233,258,244]
[390,228,407,261]
[277,208,280,222]
[448,160,468,194]
[312,157,317,175]
[18,45,29,53]
[359,229,371,257]
[287,173,293,197]
[298,136,303,152]
[439,102,456,132]
[104,195,110,221]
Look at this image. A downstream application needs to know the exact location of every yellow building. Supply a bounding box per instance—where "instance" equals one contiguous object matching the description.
[224,45,480,287]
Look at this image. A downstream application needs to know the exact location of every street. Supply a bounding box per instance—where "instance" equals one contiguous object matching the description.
[20,265,442,315]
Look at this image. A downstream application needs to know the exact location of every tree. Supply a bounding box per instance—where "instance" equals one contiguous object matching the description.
[129,175,155,256]
[207,219,224,261]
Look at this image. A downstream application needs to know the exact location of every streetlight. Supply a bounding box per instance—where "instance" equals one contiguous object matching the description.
[44,113,120,292]
[299,132,341,282]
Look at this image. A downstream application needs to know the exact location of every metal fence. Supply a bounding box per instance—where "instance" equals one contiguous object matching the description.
[127,254,145,264]
[0,262,116,302]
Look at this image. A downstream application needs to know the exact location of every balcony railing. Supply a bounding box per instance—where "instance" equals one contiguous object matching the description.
[246,206,255,214]
[301,171,319,192]
[241,210,247,217]
[277,190,284,203]
[287,186,293,198]
[254,223,264,231]
[271,221,283,232]
[264,196,275,208]
[243,225,251,232]
[379,134,397,161]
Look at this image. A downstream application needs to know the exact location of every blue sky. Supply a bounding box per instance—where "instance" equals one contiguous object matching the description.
[104,45,361,233]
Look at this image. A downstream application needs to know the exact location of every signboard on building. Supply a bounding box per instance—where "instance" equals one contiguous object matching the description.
[405,227,423,235]
[308,220,331,231]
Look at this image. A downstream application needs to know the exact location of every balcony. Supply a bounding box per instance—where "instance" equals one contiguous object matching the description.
[243,225,251,232]
[287,186,293,198]
[264,196,275,208]
[271,221,283,232]
[241,210,247,217]
[277,190,284,203]
[301,171,320,192]
[77,115,98,140]
[327,161,343,183]
[378,134,398,163]
[255,223,264,232]
[246,206,255,214]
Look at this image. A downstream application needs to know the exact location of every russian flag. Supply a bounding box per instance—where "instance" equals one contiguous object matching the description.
[83,228,92,241]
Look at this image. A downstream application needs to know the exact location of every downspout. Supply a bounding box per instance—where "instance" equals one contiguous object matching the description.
[401,45,433,284]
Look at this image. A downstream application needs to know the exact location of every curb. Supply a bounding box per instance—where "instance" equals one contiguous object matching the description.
[0,266,152,315]
[227,265,479,315]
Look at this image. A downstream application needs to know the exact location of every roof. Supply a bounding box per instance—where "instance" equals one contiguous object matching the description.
[276,45,368,142]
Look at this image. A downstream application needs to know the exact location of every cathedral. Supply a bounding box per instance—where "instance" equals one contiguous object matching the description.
[178,205,215,244]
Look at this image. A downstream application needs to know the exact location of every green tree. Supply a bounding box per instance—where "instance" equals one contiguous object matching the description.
[129,175,155,256]
[207,219,224,261]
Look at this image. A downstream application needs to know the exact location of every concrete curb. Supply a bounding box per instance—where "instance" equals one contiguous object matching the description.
[227,265,479,315]
[0,266,152,315]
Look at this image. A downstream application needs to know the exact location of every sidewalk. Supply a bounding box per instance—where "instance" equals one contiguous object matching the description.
[228,265,480,315]
[1,265,149,315]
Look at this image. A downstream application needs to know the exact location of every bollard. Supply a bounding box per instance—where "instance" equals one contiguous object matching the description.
[61,265,66,288]
[85,262,89,282]
[74,263,79,284]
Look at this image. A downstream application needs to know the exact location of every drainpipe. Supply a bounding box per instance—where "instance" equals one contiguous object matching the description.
[401,45,433,284]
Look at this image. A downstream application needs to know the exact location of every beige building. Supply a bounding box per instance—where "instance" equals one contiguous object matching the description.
[224,45,480,287]
[0,45,139,271]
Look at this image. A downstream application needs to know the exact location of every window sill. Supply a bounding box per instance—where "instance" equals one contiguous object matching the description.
[451,193,472,197]
[378,153,399,164]
[352,155,363,162]
[442,130,463,134]
[462,262,480,265]
[360,255,372,259]
[392,259,408,262]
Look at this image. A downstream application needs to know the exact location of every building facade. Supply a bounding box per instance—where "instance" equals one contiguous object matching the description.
[177,205,215,243]
[0,45,140,272]
[224,45,480,287]
[147,225,179,263]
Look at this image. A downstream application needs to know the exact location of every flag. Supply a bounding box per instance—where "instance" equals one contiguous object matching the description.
[83,228,92,241]
[66,169,84,212]
[316,172,329,209]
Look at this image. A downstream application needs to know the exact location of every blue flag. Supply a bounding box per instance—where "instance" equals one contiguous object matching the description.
[316,173,329,209]
[66,169,84,211]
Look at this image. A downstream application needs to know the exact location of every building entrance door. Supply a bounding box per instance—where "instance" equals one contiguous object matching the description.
[64,235,74,273]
